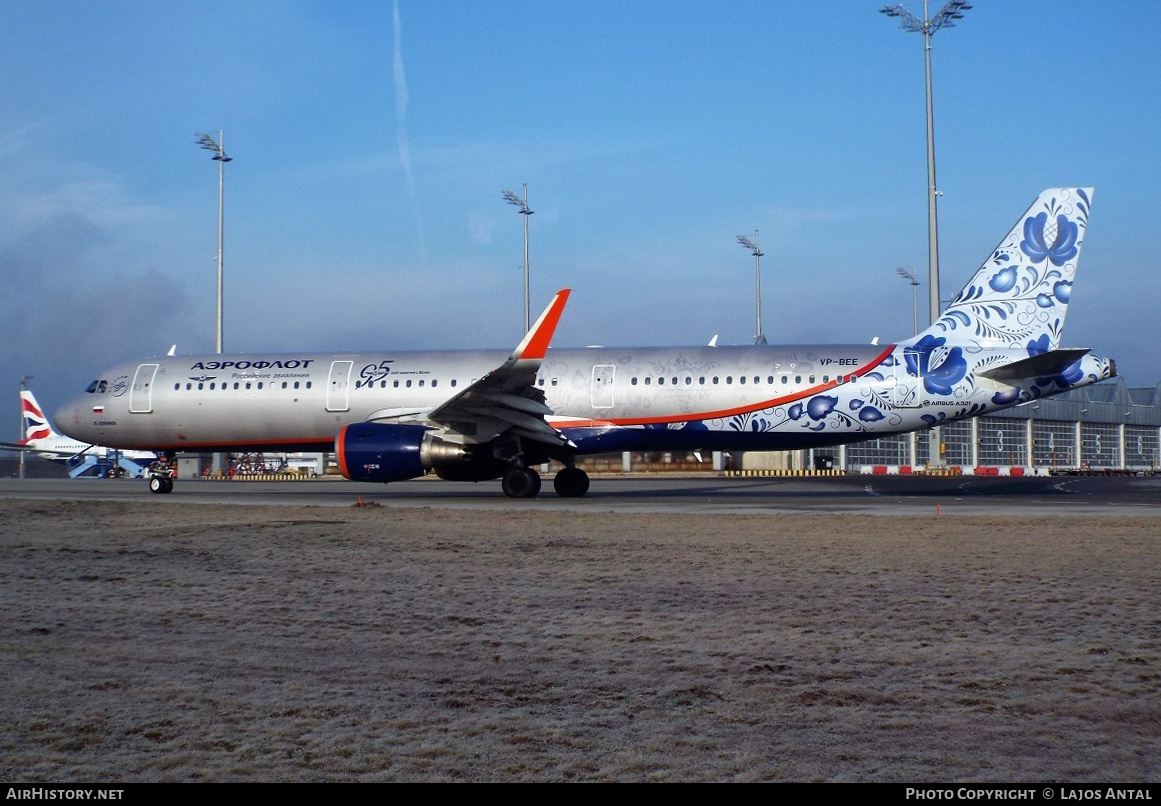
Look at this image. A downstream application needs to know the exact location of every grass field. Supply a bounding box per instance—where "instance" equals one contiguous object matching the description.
[2,500,1157,782]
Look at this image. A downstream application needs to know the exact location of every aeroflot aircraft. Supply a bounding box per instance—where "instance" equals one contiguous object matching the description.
[56,188,1114,497]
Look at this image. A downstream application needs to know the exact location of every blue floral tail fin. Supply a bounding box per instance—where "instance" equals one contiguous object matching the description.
[904,187,1093,354]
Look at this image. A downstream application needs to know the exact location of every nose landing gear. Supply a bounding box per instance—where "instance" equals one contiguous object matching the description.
[146,460,175,494]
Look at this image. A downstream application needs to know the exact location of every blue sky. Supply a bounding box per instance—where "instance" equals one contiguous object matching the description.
[2,1,1158,419]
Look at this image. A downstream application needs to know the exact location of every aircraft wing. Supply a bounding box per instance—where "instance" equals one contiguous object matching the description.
[424,289,574,448]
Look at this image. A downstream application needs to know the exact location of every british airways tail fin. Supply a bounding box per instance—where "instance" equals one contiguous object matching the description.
[20,390,56,445]
[906,187,1093,353]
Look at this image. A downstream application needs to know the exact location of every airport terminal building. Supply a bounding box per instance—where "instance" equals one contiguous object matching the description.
[577,377,1161,476]
[778,376,1161,474]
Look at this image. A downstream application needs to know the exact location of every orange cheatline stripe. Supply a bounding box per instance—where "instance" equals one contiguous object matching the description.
[554,344,897,427]
[99,345,898,448]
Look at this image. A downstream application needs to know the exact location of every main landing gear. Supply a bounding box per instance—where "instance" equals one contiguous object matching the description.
[500,466,590,499]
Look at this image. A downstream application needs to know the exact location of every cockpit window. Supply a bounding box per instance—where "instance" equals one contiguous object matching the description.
[86,380,108,394]
[98,380,107,393]
[85,381,98,393]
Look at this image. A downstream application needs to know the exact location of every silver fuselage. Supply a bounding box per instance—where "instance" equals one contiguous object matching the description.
[54,342,1112,456]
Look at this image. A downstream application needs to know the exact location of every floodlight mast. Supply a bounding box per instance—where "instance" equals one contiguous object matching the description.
[736,232,765,344]
[896,266,920,336]
[18,374,31,480]
[502,185,534,333]
[196,131,232,354]
[879,0,971,329]
[880,0,971,468]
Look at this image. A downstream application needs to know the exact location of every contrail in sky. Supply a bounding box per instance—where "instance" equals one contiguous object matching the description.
[393,0,426,261]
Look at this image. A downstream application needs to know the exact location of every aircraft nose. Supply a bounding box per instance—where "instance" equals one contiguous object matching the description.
[54,398,86,439]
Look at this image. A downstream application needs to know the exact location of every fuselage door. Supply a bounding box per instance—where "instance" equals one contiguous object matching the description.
[892,349,922,408]
[327,360,354,412]
[129,363,159,413]
[591,364,615,409]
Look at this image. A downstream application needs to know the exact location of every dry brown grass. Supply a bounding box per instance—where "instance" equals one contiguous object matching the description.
[1,499,1157,782]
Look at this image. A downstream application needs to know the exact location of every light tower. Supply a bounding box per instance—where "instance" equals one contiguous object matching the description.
[736,231,766,344]
[880,0,972,468]
[197,131,232,479]
[196,131,232,354]
[502,185,534,333]
[879,0,971,328]
[18,375,31,480]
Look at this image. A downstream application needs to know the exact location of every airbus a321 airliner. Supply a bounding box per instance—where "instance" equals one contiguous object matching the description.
[56,188,1114,497]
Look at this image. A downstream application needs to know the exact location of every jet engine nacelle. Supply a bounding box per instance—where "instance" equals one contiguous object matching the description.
[336,422,468,483]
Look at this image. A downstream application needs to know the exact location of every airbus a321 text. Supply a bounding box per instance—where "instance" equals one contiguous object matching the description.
[56,188,1114,498]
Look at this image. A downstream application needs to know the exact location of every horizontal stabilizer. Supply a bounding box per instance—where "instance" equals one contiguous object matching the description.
[977,348,1091,382]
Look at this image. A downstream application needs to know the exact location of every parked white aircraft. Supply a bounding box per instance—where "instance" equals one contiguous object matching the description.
[56,188,1113,497]
[2,390,155,466]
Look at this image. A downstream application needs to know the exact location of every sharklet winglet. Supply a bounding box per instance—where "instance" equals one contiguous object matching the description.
[508,289,570,364]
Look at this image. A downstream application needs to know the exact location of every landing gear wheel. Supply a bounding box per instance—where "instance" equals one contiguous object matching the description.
[149,476,165,494]
[501,467,542,499]
[161,477,174,494]
[553,467,590,498]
